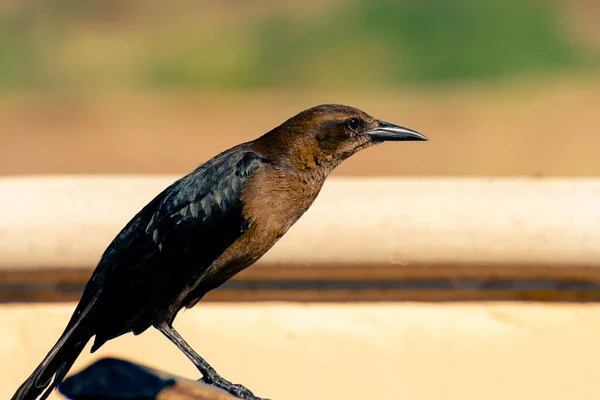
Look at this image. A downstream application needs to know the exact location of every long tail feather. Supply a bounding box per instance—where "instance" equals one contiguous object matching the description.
[11,293,100,400]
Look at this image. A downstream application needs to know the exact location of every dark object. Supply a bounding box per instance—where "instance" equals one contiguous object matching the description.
[12,104,426,400]
[58,358,175,399]
[58,357,236,400]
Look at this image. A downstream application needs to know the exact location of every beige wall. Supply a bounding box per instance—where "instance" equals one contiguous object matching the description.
[3,302,600,400]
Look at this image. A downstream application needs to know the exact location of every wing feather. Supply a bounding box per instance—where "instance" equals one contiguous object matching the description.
[78,145,266,341]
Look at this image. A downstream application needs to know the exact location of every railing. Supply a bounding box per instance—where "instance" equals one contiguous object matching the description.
[2,175,600,302]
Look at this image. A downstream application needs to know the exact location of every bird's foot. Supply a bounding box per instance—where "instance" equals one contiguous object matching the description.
[201,373,266,400]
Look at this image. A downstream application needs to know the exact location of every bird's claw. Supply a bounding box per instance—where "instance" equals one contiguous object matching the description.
[229,383,257,399]
[201,375,264,399]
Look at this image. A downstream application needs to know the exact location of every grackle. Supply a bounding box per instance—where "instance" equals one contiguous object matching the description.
[13,104,426,400]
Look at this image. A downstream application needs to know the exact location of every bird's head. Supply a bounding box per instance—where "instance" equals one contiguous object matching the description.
[257,104,427,176]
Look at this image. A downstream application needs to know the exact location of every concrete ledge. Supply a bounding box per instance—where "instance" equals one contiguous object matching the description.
[3,302,600,400]
[1,175,600,270]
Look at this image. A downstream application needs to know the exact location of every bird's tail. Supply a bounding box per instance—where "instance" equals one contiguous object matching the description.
[11,294,99,400]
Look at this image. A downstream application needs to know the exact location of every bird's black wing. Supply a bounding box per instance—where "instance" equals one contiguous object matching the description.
[72,145,266,344]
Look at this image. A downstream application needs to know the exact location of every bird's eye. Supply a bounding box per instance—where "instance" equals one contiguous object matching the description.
[346,117,360,131]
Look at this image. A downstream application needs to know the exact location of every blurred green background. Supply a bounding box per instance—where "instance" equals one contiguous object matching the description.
[1,0,596,91]
[1,0,599,176]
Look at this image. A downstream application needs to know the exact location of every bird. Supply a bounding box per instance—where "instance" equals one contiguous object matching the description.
[12,104,427,400]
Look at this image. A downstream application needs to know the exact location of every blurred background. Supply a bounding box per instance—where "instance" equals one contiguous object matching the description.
[1,0,599,178]
[3,2,600,399]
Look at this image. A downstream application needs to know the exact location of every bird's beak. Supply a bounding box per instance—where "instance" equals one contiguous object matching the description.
[366,120,428,142]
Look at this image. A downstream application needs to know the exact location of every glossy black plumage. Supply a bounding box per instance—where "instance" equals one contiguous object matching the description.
[88,145,266,347]
[13,145,268,400]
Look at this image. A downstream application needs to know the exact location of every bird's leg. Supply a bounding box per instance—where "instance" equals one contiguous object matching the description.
[157,323,264,400]
[157,323,218,379]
